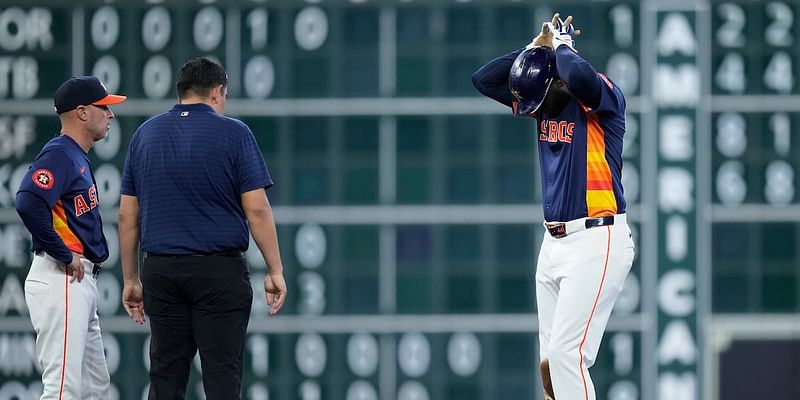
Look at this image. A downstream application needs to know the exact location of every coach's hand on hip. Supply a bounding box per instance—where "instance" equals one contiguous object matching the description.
[67,254,85,282]
[264,273,287,315]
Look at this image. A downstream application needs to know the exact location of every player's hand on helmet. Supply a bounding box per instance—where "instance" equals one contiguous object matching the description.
[264,272,287,316]
[66,254,84,282]
[550,13,581,51]
[555,13,581,38]
[527,13,581,51]
[122,280,145,324]
[528,21,554,49]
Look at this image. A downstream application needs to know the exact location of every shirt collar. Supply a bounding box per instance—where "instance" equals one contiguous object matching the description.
[58,133,90,156]
[170,103,215,113]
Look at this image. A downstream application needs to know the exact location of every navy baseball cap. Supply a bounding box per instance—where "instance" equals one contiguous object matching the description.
[54,76,127,114]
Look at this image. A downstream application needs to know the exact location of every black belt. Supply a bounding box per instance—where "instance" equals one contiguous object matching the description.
[144,251,244,258]
[546,215,615,238]
[33,251,102,278]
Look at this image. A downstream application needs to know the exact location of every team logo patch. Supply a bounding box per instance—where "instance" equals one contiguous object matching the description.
[32,169,54,190]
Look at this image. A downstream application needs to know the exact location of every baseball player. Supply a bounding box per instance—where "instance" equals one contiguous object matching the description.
[15,76,126,399]
[472,14,635,400]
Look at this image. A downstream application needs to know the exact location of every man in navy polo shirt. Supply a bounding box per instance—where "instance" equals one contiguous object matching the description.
[16,76,126,398]
[118,57,287,400]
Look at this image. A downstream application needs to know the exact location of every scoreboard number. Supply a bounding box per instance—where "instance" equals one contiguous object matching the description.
[294,6,328,51]
[769,113,791,156]
[716,113,746,159]
[92,55,121,95]
[142,55,172,99]
[247,383,269,400]
[764,160,794,205]
[763,51,794,93]
[610,332,634,375]
[90,6,119,51]
[247,334,270,377]
[193,7,224,52]
[347,333,379,377]
[764,2,793,47]
[141,7,171,52]
[246,8,268,50]
[299,380,322,400]
[298,271,326,315]
[397,381,430,400]
[716,3,746,48]
[610,4,635,47]
[397,333,430,378]
[715,53,745,93]
[296,332,327,378]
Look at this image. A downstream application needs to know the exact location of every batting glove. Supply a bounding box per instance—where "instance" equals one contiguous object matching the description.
[549,21,576,51]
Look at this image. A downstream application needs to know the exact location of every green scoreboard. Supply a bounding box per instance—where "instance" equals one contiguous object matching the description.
[0,1,797,400]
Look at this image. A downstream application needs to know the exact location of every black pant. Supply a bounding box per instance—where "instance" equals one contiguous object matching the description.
[142,254,253,400]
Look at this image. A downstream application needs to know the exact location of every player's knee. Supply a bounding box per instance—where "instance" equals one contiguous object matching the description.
[583,352,597,368]
[546,346,568,366]
[548,344,597,371]
[546,345,578,369]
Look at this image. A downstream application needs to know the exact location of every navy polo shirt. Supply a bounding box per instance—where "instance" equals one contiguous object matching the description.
[120,103,273,254]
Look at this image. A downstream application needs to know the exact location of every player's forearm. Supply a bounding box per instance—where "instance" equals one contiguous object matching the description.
[247,205,284,276]
[15,191,72,264]
[555,46,603,109]
[118,196,141,284]
[472,49,522,107]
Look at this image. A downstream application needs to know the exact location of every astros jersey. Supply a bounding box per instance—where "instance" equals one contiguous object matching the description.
[17,135,109,263]
[534,74,627,222]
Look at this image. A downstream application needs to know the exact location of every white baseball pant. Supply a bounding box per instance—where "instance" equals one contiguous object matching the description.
[24,252,110,400]
[536,213,635,400]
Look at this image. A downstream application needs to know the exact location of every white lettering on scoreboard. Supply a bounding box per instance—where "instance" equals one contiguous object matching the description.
[0,274,27,316]
[0,7,51,99]
[655,9,699,400]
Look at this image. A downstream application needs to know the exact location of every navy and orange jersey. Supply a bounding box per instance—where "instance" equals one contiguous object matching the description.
[16,135,108,264]
[473,46,627,222]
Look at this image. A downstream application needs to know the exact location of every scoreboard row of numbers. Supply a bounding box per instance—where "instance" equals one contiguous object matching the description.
[3,2,800,100]
[0,211,645,400]
[713,112,797,205]
[1,1,647,100]
[0,328,641,400]
[713,2,797,94]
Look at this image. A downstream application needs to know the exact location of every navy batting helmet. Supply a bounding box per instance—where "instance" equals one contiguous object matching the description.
[509,46,557,115]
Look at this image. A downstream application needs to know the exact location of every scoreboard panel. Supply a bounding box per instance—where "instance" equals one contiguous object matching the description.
[0,1,797,400]
[0,1,646,399]
[709,0,800,316]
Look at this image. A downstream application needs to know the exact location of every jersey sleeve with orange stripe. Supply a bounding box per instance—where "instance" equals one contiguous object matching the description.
[17,136,109,264]
[17,147,79,264]
[19,148,76,206]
